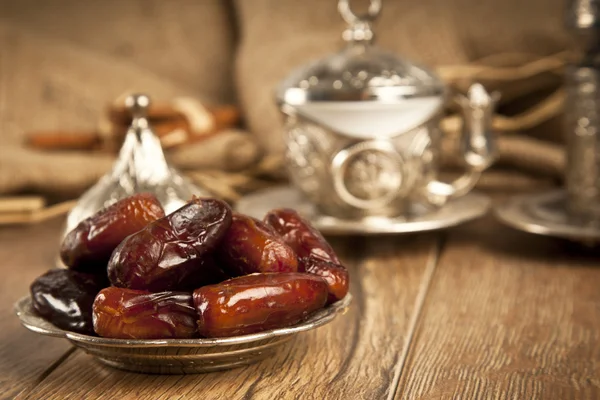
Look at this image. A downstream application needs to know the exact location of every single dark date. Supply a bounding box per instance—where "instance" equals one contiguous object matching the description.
[30,269,108,335]
[107,197,232,291]
[93,287,197,339]
[60,193,165,274]
[264,208,340,264]
[193,273,328,338]
[217,213,298,277]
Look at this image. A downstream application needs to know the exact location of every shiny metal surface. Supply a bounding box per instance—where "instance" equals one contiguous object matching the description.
[564,66,600,219]
[564,0,600,221]
[566,0,600,29]
[235,186,491,235]
[276,0,444,106]
[277,1,496,219]
[494,190,600,242]
[15,294,351,374]
[338,0,382,25]
[64,94,210,235]
[281,83,496,219]
[421,83,499,207]
[331,140,406,211]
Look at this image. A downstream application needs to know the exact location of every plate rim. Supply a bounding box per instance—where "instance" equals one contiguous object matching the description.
[494,189,600,241]
[236,185,491,235]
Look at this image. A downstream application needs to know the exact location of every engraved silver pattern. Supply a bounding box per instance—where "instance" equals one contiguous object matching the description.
[331,140,404,210]
[276,1,497,219]
[285,120,331,200]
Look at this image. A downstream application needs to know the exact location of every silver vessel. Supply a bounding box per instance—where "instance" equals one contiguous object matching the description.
[276,0,497,219]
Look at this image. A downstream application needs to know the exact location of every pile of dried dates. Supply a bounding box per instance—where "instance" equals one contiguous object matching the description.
[30,194,349,339]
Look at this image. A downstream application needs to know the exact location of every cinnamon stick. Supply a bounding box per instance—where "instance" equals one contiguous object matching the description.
[26,131,103,151]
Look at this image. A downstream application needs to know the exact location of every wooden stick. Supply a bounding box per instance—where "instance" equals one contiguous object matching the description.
[0,200,76,225]
[0,196,46,214]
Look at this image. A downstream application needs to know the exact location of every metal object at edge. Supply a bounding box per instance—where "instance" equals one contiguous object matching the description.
[495,189,600,243]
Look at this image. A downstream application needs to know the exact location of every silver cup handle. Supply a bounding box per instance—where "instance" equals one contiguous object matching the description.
[421,83,499,206]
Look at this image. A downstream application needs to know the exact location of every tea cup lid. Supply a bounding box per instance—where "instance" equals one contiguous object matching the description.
[276,0,445,107]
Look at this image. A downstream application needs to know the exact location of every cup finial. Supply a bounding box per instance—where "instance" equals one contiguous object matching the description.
[125,94,150,119]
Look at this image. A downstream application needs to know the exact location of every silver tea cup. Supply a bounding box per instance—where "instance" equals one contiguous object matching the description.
[276,0,497,219]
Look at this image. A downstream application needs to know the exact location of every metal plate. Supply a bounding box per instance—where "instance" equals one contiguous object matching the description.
[235,186,491,235]
[14,294,351,374]
[494,189,600,242]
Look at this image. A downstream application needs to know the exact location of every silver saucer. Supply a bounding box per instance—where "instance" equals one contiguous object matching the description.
[235,186,491,235]
[15,294,351,375]
[494,189,600,242]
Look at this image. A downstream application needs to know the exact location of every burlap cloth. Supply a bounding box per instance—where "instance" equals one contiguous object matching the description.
[0,0,570,204]
[0,0,262,201]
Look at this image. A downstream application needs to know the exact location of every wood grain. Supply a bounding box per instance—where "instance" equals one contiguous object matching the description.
[395,217,600,400]
[0,220,73,400]
[20,234,440,400]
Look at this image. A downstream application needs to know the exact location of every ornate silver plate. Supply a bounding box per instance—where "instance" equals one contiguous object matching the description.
[14,294,351,374]
[494,189,600,242]
[235,186,491,235]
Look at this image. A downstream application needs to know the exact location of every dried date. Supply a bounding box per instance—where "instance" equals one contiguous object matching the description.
[300,255,349,304]
[30,269,108,335]
[193,273,328,338]
[216,213,298,277]
[108,197,232,291]
[176,255,231,291]
[264,208,340,264]
[60,193,165,273]
[92,287,197,339]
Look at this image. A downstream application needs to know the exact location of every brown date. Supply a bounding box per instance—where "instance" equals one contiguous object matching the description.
[300,255,349,304]
[60,193,165,273]
[30,269,108,335]
[193,273,328,338]
[93,287,197,339]
[108,197,232,291]
[216,213,298,277]
[263,208,340,264]
[176,255,231,291]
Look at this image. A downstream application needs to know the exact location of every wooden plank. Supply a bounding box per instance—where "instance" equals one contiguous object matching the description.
[396,217,600,400]
[22,234,440,400]
[0,220,73,400]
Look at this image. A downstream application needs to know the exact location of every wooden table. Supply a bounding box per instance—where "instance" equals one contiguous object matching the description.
[2,214,599,400]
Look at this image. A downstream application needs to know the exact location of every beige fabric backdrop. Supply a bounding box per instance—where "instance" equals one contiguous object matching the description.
[0,0,573,200]
[0,0,261,198]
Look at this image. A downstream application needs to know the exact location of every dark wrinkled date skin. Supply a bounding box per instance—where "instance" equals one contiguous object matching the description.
[193,273,328,338]
[107,197,232,291]
[30,269,108,335]
[217,213,298,277]
[60,193,165,273]
[93,287,197,339]
[300,255,349,304]
[176,255,231,291]
[264,208,341,264]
